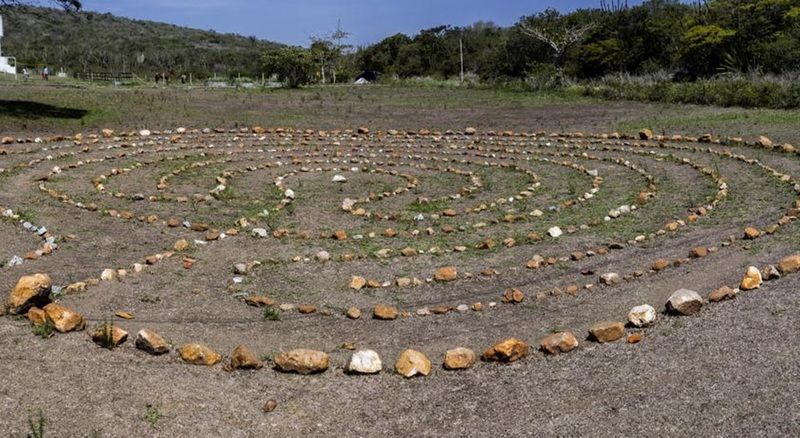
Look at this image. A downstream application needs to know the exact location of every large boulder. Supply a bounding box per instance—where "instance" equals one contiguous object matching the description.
[7,274,52,314]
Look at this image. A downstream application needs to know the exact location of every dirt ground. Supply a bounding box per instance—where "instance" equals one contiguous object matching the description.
[0,85,799,436]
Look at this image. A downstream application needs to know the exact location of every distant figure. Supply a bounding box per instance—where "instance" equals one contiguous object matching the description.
[180,74,187,84]
[42,66,49,81]
[22,67,29,80]
[154,72,160,84]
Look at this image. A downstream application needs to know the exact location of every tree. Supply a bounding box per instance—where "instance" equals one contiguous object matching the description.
[519,9,595,77]
[262,46,314,88]
[310,20,351,84]
[309,38,335,83]
[0,0,81,10]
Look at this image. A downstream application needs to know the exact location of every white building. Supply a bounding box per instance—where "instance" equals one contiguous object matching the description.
[0,15,18,75]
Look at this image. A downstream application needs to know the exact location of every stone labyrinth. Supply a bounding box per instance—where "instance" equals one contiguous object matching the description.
[2,126,800,377]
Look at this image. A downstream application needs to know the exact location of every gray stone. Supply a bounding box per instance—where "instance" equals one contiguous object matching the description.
[666,289,704,315]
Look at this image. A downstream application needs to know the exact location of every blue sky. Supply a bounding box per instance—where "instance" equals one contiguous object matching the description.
[79,1,647,46]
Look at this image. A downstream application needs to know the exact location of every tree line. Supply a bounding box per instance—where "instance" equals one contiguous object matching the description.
[266,0,800,87]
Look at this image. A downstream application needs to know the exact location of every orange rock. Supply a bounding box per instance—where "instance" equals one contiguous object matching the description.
[709,286,736,302]
[482,338,529,363]
[434,266,458,282]
[395,349,431,377]
[777,254,800,274]
[744,227,761,240]
[740,266,762,291]
[91,324,128,348]
[115,311,135,320]
[298,305,317,314]
[227,345,263,371]
[135,329,170,355]
[502,288,525,304]
[43,303,85,333]
[443,348,476,370]
[179,343,222,366]
[627,333,645,344]
[588,321,625,343]
[689,247,708,258]
[652,259,670,271]
[274,349,329,374]
[26,307,47,327]
[348,276,367,290]
[373,305,399,320]
[539,332,578,355]
[7,274,51,314]
[346,307,362,319]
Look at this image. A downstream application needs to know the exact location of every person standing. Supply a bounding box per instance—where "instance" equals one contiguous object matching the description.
[42,66,49,80]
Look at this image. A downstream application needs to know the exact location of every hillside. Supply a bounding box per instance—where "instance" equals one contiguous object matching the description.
[0,5,282,78]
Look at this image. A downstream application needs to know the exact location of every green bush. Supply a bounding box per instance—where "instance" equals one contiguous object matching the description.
[581,74,800,109]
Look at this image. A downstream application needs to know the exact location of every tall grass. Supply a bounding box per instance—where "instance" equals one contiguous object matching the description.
[582,72,800,109]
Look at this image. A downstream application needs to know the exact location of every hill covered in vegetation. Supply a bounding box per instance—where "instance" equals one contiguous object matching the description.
[0,5,282,78]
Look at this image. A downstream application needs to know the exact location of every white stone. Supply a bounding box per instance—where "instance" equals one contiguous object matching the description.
[100,269,116,281]
[251,228,268,238]
[332,174,347,183]
[284,189,295,200]
[548,227,563,238]
[316,251,331,262]
[341,198,356,211]
[348,350,382,374]
[600,272,622,285]
[139,129,151,137]
[628,304,656,327]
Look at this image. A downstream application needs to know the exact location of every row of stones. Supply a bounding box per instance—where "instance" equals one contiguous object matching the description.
[3,129,792,312]
[7,254,800,379]
[25,134,724,311]
[0,206,60,269]
[35,142,601,256]
[237,135,800,321]
[83,142,546,227]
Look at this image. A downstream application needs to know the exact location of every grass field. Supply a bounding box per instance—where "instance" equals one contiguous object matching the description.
[2,78,800,145]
